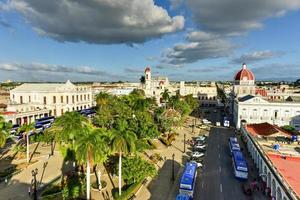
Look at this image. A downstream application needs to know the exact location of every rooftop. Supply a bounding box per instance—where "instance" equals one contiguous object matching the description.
[267,153,300,198]
[245,123,300,198]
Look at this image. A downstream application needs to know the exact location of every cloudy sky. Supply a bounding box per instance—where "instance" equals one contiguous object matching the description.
[0,0,300,82]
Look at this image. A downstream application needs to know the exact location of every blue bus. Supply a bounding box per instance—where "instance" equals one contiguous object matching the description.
[80,108,96,118]
[176,194,191,200]
[228,137,240,154]
[34,124,44,133]
[35,116,55,124]
[232,150,248,180]
[179,162,197,197]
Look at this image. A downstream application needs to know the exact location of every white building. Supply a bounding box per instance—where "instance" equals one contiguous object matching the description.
[233,95,300,129]
[241,123,300,200]
[5,80,92,124]
[143,67,218,106]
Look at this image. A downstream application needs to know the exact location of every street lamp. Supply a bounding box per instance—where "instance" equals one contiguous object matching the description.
[171,153,175,181]
[31,168,38,200]
[183,133,186,153]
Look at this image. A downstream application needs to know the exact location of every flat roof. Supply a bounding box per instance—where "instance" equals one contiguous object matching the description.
[267,153,300,198]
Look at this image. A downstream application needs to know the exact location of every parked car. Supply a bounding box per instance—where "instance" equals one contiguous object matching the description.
[193,144,206,149]
[191,151,204,158]
[193,148,206,153]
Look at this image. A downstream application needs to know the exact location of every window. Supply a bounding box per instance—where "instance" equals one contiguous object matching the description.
[29,96,31,102]
[61,96,63,103]
[87,94,90,100]
[53,109,56,116]
[80,95,82,101]
[20,96,23,104]
[66,96,69,104]
[61,109,64,115]
[72,95,75,103]
[84,95,86,101]
[76,95,79,102]
[43,97,47,104]
[53,96,56,103]
[274,110,278,119]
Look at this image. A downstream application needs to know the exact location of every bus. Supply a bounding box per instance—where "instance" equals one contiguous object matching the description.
[176,194,191,200]
[35,116,55,124]
[179,162,197,197]
[34,124,44,133]
[228,137,240,154]
[232,150,248,180]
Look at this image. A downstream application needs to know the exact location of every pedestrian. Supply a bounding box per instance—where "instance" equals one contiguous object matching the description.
[28,186,31,196]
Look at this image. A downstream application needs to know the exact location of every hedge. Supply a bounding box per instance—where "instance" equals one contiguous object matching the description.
[113,180,143,200]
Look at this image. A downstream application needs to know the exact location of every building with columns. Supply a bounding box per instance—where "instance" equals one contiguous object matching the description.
[143,67,218,106]
[240,123,300,200]
[2,80,92,125]
[232,64,300,130]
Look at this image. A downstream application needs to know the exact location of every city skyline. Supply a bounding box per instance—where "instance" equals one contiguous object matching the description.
[0,0,300,82]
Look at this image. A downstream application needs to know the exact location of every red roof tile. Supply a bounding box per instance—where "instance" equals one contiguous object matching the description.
[246,123,291,137]
[267,153,300,198]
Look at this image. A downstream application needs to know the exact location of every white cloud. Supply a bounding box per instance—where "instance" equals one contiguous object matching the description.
[0,62,124,81]
[6,0,184,44]
[187,0,300,35]
[231,50,285,64]
[161,31,235,65]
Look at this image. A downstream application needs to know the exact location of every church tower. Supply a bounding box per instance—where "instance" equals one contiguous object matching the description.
[233,63,256,97]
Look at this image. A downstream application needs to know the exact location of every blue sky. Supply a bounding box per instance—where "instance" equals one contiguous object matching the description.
[0,0,300,82]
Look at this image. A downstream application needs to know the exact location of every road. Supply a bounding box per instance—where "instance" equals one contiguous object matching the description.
[194,108,266,200]
[194,127,248,200]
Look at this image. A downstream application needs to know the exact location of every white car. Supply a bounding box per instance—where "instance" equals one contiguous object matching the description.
[191,152,204,158]
[190,160,203,168]
[195,136,207,142]
[194,144,206,149]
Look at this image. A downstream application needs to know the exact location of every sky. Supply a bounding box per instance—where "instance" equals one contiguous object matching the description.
[0,0,300,82]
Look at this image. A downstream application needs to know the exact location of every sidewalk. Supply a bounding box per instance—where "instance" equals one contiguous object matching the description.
[0,154,63,200]
[135,117,205,200]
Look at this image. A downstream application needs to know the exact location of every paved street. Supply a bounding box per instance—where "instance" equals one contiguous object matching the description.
[194,127,267,200]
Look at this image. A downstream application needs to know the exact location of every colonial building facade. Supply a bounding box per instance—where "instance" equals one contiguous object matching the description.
[3,80,93,124]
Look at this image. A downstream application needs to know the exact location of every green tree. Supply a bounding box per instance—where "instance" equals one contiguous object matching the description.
[96,92,111,110]
[282,125,296,134]
[184,94,199,111]
[52,112,88,148]
[75,127,110,200]
[161,89,171,108]
[121,156,157,185]
[0,116,11,148]
[18,123,35,163]
[111,119,137,196]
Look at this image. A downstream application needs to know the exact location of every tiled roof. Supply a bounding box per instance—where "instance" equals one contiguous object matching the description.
[246,122,291,137]
[255,89,268,97]
[267,153,300,198]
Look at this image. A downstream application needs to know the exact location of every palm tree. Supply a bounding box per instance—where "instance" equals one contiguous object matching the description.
[75,127,110,200]
[161,89,170,108]
[0,116,11,148]
[18,123,35,163]
[52,112,88,148]
[111,119,137,196]
[96,92,111,110]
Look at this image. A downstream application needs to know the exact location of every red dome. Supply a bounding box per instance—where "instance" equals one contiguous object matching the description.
[145,67,151,73]
[234,63,255,81]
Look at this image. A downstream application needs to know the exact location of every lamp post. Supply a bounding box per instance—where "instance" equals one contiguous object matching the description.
[31,168,38,200]
[183,133,186,153]
[171,153,175,181]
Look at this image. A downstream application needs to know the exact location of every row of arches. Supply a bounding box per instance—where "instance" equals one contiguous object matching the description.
[244,130,289,200]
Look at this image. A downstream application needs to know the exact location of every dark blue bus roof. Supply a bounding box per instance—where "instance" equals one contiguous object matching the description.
[36,116,54,122]
[232,150,248,172]
[179,162,197,190]
[176,194,191,200]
